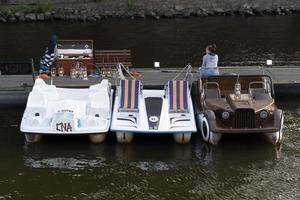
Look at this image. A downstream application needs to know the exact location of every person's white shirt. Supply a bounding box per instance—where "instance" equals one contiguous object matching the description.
[201,53,218,68]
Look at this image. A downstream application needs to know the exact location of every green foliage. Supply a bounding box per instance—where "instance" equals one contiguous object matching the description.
[127,0,135,11]
[0,1,54,14]
[9,5,34,14]
[36,0,54,13]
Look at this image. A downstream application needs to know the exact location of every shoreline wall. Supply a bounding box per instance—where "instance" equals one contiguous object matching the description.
[1,0,300,22]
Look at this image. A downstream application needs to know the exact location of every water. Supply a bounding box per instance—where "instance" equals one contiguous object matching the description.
[0,16,300,68]
[0,16,300,199]
[0,98,299,199]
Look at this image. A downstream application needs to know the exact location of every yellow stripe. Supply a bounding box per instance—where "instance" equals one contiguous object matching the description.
[173,80,177,111]
[124,80,128,109]
[180,80,184,111]
[131,80,135,109]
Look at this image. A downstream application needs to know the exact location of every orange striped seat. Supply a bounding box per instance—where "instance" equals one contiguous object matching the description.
[168,80,189,113]
[119,79,140,112]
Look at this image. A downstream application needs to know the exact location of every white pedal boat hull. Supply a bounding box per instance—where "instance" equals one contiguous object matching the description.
[111,89,197,134]
[20,79,113,135]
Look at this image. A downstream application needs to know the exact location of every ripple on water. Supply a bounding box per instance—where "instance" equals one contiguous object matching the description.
[23,156,106,170]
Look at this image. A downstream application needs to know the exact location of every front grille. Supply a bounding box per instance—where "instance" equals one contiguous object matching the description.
[234,109,255,128]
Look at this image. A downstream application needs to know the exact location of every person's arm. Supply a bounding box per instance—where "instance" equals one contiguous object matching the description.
[201,55,207,68]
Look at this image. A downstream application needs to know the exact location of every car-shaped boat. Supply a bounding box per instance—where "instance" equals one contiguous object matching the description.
[110,79,197,143]
[192,74,284,145]
[20,78,113,143]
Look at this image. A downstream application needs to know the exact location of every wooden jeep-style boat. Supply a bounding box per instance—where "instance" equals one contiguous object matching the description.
[192,74,284,145]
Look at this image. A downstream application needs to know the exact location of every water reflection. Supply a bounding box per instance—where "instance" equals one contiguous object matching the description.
[114,136,193,171]
[23,137,108,170]
[194,136,281,166]
[22,134,194,171]
[22,133,281,171]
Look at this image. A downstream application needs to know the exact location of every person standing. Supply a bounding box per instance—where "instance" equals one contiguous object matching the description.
[200,44,219,77]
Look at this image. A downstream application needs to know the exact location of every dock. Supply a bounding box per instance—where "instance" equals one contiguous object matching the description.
[0,66,300,107]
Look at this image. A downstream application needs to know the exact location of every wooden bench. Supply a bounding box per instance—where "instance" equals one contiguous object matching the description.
[94,50,132,77]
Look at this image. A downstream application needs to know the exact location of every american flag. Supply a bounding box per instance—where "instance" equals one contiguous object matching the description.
[39,35,57,72]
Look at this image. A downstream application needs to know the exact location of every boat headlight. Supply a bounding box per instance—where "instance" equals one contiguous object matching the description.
[222,111,230,120]
[260,110,269,119]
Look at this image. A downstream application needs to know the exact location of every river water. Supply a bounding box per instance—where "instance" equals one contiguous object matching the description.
[0,98,299,199]
[0,16,300,67]
[0,16,300,199]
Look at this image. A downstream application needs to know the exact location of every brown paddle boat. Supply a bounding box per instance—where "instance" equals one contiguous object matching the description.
[192,74,284,145]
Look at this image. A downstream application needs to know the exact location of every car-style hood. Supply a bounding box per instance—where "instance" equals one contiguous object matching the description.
[205,94,274,113]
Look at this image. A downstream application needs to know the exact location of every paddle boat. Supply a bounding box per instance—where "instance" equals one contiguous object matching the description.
[192,74,284,145]
[20,78,113,143]
[110,65,197,143]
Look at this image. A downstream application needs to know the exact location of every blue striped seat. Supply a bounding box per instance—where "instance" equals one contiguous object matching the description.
[168,80,189,113]
[119,79,140,112]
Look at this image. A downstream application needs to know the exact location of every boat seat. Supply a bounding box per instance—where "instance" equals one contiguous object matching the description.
[168,80,189,113]
[205,88,221,98]
[119,79,140,112]
[249,88,271,100]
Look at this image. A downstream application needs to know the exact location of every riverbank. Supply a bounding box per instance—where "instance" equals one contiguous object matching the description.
[1,0,300,22]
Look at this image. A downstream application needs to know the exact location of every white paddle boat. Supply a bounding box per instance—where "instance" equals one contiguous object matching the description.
[111,66,197,143]
[20,78,113,143]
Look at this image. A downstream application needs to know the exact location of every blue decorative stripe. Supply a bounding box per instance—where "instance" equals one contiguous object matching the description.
[169,80,173,109]
[177,80,181,110]
[134,80,139,109]
[128,80,132,108]
[120,80,125,108]
[183,80,188,110]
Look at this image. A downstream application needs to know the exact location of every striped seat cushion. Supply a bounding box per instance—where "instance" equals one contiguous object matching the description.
[168,80,189,112]
[119,79,140,111]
